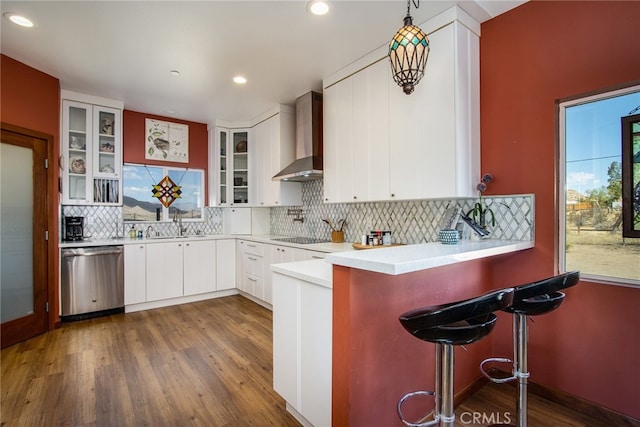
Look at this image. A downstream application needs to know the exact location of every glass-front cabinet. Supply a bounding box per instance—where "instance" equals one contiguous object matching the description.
[232,130,249,205]
[214,127,250,206]
[61,93,123,205]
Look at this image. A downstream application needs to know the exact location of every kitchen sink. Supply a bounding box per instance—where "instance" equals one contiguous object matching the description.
[272,237,331,244]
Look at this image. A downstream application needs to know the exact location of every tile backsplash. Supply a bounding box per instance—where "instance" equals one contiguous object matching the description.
[62,180,533,244]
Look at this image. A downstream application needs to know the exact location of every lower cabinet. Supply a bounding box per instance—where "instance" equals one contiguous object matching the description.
[124,244,146,305]
[273,270,332,427]
[183,240,216,296]
[146,241,185,301]
[124,238,236,309]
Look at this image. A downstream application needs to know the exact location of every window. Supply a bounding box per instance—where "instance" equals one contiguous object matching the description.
[559,85,640,286]
[122,164,204,222]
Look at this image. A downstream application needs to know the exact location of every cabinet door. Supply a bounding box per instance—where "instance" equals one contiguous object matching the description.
[352,60,390,202]
[300,282,332,427]
[183,240,216,296]
[124,244,146,305]
[92,106,122,204]
[236,240,246,290]
[216,239,236,291]
[264,245,298,304]
[62,100,92,204]
[146,242,184,301]
[231,130,250,205]
[323,78,354,203]
[389,24,456,200]
[217,128,229,205]
[272,272,301,409]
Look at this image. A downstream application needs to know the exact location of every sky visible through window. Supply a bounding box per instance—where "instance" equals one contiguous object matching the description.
[566,92,640,195]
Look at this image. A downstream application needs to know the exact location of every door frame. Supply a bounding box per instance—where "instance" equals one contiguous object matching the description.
[1,123,54,348]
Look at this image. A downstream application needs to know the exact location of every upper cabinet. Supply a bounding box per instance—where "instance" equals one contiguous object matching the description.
[61,91,123,205]
[211,126,251,206]
[252,107,302,207]
[209,106,302,207]
[323,6,480,203]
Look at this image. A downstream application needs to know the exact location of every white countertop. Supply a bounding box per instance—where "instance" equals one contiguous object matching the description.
[271,259,333,288]
[325,240,534,275]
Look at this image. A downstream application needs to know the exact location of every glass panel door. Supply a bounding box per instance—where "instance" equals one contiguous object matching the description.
[232,130,249,204]
[1,143,34,322]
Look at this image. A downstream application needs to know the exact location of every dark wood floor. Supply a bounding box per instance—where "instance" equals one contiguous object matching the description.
[2,295,637,426]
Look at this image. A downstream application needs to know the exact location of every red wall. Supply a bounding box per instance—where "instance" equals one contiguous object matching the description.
[122,110,209,197]
[1,54,61,329]
[480,1,640,418]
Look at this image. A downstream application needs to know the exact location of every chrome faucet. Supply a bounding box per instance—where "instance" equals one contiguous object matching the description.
[173,211,187,236]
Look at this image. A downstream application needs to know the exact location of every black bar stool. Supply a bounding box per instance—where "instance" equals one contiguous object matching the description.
[397,288,515,427]
[480,271,580,427]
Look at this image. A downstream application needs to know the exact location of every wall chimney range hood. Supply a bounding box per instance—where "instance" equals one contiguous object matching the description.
[273,91,323,182]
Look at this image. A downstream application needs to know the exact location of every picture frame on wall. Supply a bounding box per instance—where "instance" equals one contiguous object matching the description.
[145,118,189,163]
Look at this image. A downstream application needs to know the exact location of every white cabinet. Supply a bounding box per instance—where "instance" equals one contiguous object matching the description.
[273,270,332,427]
[264,244,307,304]
[124,244,146,305]
[183,240,216,296]
[61,91,123,205]
[236,240,266,300]
[216,239,236,291]
[145,241,184,302]
[212,127,251,206]
[324,59,390,203]
[323,13,479,202]
[252,109,302,207]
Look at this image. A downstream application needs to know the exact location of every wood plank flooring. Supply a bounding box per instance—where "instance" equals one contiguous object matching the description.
[3,295,638,426]
[1,295,299,427]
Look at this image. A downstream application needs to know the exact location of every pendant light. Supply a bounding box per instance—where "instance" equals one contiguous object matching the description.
[388,0,430,95]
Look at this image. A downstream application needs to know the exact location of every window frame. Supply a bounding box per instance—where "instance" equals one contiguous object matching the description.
[557,84,640,288]
[122,163,205,223]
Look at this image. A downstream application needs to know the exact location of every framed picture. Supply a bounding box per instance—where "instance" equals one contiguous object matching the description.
[621,113,640,238]
[145,118,189,163]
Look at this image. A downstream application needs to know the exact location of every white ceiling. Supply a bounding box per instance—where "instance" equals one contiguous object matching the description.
[1,1,524,125]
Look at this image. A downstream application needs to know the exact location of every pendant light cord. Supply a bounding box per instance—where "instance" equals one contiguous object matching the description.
[406,0,420,16]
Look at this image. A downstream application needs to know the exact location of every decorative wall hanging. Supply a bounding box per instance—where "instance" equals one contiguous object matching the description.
[145,118,189,163]
[152,175,182,208]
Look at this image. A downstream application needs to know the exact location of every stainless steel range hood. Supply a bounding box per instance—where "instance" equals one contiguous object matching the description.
[273,91,323,182]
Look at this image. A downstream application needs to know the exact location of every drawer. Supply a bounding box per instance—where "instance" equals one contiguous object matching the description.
[243,252,264,277]
[245,274,264,300]
[243,241,264,256]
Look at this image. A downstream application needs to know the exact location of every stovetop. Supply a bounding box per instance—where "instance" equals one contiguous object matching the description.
[272,237,331,245]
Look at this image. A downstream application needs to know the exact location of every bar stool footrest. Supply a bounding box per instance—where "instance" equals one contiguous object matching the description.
[397,390,440,427]
[480,357,516,383]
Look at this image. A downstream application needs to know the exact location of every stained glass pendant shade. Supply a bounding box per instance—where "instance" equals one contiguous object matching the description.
[389,5,430,95]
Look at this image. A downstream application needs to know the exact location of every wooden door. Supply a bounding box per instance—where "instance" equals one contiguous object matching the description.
[1,125,49,348]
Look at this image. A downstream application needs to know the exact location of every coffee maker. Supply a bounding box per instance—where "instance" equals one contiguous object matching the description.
[63,216,85,241]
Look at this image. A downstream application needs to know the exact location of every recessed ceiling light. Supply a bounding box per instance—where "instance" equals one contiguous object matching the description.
[4,12,34,28]
[307,0,330,16]
[233,76,247,84]
[170,70,181,76]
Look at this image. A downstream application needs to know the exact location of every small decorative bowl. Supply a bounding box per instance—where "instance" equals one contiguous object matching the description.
[438,229,459,245]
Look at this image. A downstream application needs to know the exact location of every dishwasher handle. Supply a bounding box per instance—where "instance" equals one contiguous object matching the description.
[62,247,124,257]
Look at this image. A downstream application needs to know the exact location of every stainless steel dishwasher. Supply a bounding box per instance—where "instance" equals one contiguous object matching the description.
[61,245,124,320]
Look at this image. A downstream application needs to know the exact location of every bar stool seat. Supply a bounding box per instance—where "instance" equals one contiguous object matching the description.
[398,288,514,427]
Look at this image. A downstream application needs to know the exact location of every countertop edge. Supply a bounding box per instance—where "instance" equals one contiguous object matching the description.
[271,259,332,288]
[324,240,535,275]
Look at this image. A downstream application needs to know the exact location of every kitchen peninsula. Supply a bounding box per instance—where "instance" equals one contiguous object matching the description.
[271,239,533,427]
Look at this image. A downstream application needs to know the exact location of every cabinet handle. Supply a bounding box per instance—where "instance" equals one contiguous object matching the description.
[353,196,357,200]
[139,245,144,249]
[391,193,395,197]
[186,243,190,247]
[248,256,257,261]
[248,277,257,282]
[312,256,323,259]
[248,244,257,248]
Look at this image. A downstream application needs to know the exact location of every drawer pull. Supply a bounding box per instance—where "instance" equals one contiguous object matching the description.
[248,277,257,282]
[248,256,257,261]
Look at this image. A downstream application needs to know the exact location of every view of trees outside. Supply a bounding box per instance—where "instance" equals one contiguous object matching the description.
[564,90,640,282]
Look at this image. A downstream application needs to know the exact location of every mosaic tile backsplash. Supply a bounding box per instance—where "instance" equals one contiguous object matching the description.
[62,180,533,244]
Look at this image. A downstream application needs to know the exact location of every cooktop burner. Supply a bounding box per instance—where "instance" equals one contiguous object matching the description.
[272,237,331,244]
